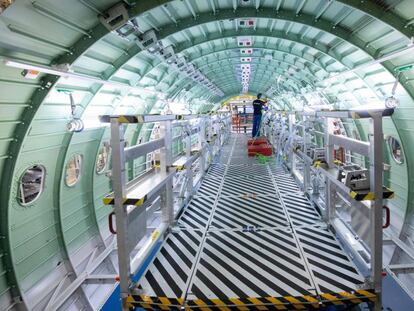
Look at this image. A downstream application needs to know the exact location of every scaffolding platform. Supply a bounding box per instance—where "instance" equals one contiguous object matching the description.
[130,134,375,310]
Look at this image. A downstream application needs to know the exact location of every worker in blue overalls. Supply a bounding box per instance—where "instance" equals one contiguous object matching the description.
[252,93,267,138]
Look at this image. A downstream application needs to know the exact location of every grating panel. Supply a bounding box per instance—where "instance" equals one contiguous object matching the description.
[229,156,259,165]
[281,193,322,226]
[196,178,221,197]
[295,226,366,294]
[138,230,203,299]
[205,164,226,179]
[211,195,288,229]
[226,164,269,177]
[221,176,278,197]
[177,197,216,229]
[188,229,317,303]
[274,174,301,194]
[133,134,370,310]
[270,164,289,175]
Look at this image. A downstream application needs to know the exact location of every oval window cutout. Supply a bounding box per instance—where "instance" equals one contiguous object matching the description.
[65,154,83,186]
[19,165,45,205]
[388,136,404,164]
[96,142,110,174]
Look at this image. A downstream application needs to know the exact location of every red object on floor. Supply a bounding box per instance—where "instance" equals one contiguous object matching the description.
[248,143,273,156]
[247,136,268,145]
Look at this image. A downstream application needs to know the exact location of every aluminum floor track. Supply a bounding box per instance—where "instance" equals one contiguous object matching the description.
[131,134,375,310]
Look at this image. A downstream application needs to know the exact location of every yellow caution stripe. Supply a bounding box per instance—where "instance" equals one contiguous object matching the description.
[312,160,327,168]
[174,164,186,172]
[350,187,394,201]
[320,290,376,305]
[130,295,184,310]
[128,292,375,310]
[118,115,140,123]
[103,195,147,206]
[186,295,320,310]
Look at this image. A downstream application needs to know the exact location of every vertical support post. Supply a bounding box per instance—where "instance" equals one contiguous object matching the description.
[216,115,221,148]
[286,113,296,167]
[324,117,335,223]
[312,170,320,195]
[324,180,336,223]
[325,117,334,167]
[303,116,310,192]
[110,118,130,310]
[186,124,193,200]
[199,118,206,175]
[160,120,174,225]
[369,113,383,310]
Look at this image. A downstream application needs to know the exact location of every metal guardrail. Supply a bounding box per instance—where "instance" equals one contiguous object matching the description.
[262,108,395,311]
[100,113,231,310]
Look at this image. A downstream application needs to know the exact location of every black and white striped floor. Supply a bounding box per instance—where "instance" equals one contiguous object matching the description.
[132,134,374,310]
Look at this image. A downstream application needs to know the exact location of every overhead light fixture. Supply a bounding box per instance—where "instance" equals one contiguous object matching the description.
[4,58,162,96]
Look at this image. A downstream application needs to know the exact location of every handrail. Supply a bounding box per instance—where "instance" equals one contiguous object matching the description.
[124,138,165,161]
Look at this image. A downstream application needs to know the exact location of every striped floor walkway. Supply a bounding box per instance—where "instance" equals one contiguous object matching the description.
[132,134,374,310]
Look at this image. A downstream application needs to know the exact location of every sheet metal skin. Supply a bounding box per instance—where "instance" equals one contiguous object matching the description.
[130,135,374,310]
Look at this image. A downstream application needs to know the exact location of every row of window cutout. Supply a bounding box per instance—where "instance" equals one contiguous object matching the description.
[18,144,110,205]
[17,137,404,206]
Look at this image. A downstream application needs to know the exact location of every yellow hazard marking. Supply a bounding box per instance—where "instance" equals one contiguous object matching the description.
[284,296,306,309]
[118,116,130,123]
[365,192,375,200]
[175,165,185,171]
[139,295,154,309]
[151,230,160,241]
[356,290,376,302]
[140,302,152,309]
[141,295,154,303]
[229,298,249,311]
[350,191,374,201]
[103,196,146,206]
[264,297,287,310]
[158,297,172,310]
[126,295,135,308]
[313,161,321,168]
[211,299,232,311]
[302,295,319,308]
[320,293,342,305]
[134,197,146,206]
[193,299,212,310]
[103,197,113,205]
[247,297,268,310]
[349,189,393,201]
[339,292,362,304]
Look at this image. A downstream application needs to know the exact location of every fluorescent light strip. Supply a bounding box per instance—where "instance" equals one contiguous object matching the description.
[3,58,164,96]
